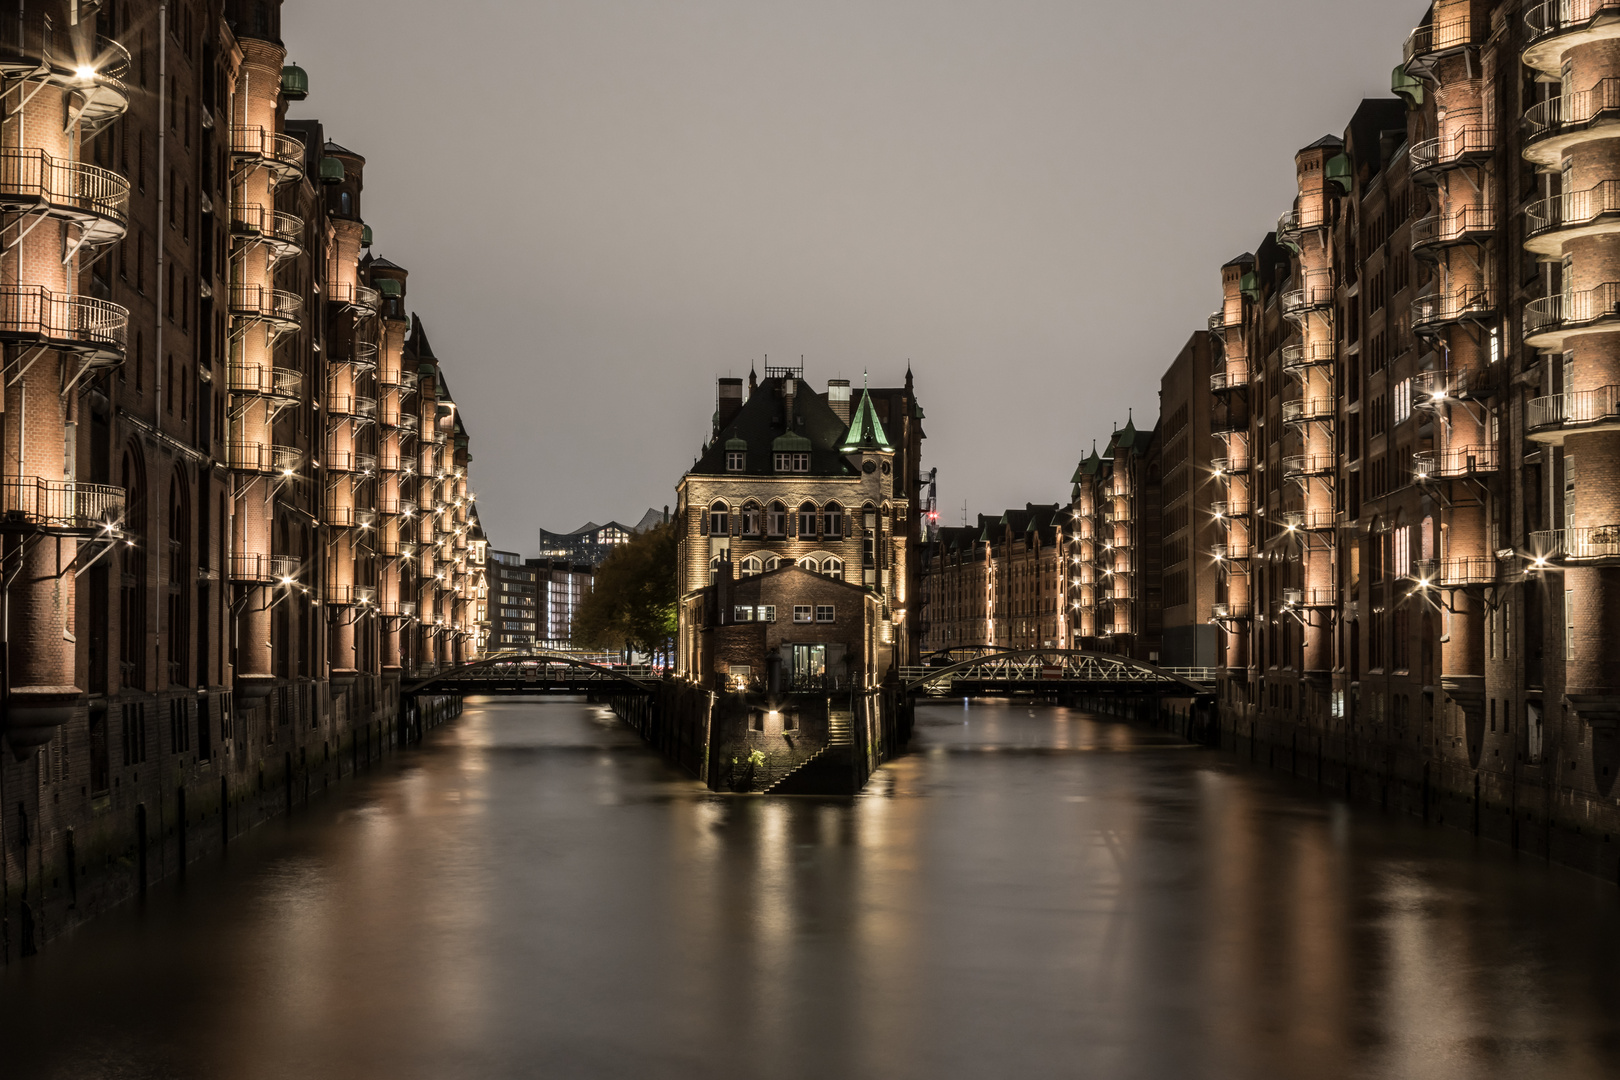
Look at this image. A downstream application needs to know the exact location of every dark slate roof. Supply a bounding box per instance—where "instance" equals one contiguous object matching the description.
[1223,251,1256,268]
[1304,134,1345,151]
[369,255,405,272]
[324,140,363,161]
[690,376,857,478]
[406,314,435,360]
[934,525,978,555]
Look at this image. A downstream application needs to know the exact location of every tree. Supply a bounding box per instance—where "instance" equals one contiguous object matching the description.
[571,522,678,661]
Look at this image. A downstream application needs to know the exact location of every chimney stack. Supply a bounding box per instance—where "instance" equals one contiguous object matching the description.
[827,379,852,424]
[716,378,744,433]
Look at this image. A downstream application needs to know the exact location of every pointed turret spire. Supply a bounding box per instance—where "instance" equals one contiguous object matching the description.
[840,385,892,452]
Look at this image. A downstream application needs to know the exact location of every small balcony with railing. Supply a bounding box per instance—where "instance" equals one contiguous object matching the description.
[229,363,301,402]
[378,495,419,517]
[1411,368,1470,410]
[1281,586,1338,610]
[331,340,378,371]
[0,148,129,246]
[231,125,307,184]
[1409,124,1495,183]
[1524,2,1620,75]
[229,284,303,333]
[1281,275,1336,321]
[1281,453,1336,481]
[324,504,378,530]
[1213,541,1252,564]
[228,441,301,475]
[1411,205,1497,258]
[1524,282,1620,350]
[1276,204,1329,251]
[0,285,127,362]
[1403,13,1489,74]
[379,599,418,620]
[1523,78,1620,168]
[325,581,378,608]
[1527,384,1620,444]
[0,478,123,536]
[1211,601,1253,623]
[1413,445,1500,480]
[376,538,418,559]
[1281,396,1335,426]
[1210,365,1251,393]
[329,282,382,313]
[1282,342,1335,374]
[1524,180,1620,257]
[1410,557,1498,587]
[1280,507,1337,532]
[1211,451,1251,476]
[327,393,378,424]
[1211,499,1251,523]
[229,553,300,585]
[1531,525,1620,564]
[1412,285,1496,335]
[2,32,134,131]
[231,204,304,261]
[326,449,378,476]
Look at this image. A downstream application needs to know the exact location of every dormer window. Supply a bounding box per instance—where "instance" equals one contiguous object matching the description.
[774,452,809,473]
[726,451,746,472]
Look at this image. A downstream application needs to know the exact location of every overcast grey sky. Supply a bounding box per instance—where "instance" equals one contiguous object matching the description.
[284,0,1424,554]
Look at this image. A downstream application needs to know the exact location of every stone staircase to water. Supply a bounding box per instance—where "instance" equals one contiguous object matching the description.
[766,710,857,795]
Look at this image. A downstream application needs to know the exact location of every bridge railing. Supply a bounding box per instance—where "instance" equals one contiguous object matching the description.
[899,663,1218,686]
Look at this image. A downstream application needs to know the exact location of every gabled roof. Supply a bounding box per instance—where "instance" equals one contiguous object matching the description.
[1304,133,1345,151]
[1223,251,1256,268]
[840,387,892,452]
[369,255,405,272]
[688,376,856,478]
[406,314,435,360]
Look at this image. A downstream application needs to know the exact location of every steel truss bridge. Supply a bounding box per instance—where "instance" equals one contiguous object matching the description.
[901,648,1216,698]
[404,652,659,695]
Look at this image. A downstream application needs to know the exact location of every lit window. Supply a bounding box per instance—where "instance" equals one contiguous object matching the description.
[734,606,754,622]
[767,502,787,536]
[824,504,843,538]
[774,452,810,473]
[793,605,813,623]
[759,605,776,623]
[726,451,746,472]
[816,605,835,623]
[822,557,844,579]
[741,503,761,535]
[740,556,762,578]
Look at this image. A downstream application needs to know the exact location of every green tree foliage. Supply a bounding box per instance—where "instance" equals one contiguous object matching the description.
[570,522,678,657]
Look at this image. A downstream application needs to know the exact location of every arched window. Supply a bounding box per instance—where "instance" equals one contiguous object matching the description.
[340,191,353,216]
[740,555,762,578]
[708,556,721,585]
[168,474,191,687]
[823,503,843,539]
[766,501,787,537]
[763,555,783,572]
[741,501,762,536]
[797,556,821,572]
[822,557,844,579]
[798,502,818,537]
[708,501,729,536]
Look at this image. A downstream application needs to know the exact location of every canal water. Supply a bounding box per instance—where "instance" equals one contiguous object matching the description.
[5,697,1620,1080]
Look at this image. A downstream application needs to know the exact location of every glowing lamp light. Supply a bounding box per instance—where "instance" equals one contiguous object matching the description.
[75,64,97,82]
[280,576,294,586]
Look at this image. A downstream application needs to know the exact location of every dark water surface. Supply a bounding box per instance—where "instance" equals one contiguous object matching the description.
[6,697,1620,1080]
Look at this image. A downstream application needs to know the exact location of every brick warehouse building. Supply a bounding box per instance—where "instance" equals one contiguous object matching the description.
[0,0,483,953]
[917,0,1620,878]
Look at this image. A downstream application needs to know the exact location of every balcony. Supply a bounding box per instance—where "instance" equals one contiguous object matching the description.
[1411,557,1498,587]
[1412,368,1469,409]
[1280,508,1337,531]
[231,125,307,184]
[1211,500,1250,520]
[1412,445,1499,480]
[1211,411,1248,436]
[1276,204,1329,250]
[0,149,129,246]
[324,505,377,529]
[1281,343,1334,373]
[2,33,135,131]
[1523,79,1620,168]
[1210,367,1251,392]
[1281,397,1335,425]
[376,538,418,558]
[326,583,378,607]
[400,413,421,434]
[1211,602,1253,622]
[329,283,382,313]
[1213,541,1251,562]
[228,441,302,475]
[1211,453,1251,476]
[231,204,304,260]
[228,363,301,401]
[229,284,303,332]
[378,496,419,517]
[328,393,378,422]
[379,600,418,619]
[1412,286,1495,335]
[1527,384,1620,443]
[1409,125,1495,183]
[1411,206,1497,258]
[0,285,126,362]
[1524,180,1620,257]
[1281,452,1336,480]
[1531,525,1620,563]
[1281,279,1335,321]
[1281,586,1338,609]
[326,450,378,475]
[1524,282,1620,350]
[1524,2,1620,75]
[331,340,378,371]
[229,553,300,584]
[1403,14,1489,73]
[0,478,123,535]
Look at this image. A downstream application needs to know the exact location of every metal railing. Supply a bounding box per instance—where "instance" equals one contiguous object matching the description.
[1410,206,1497,252]
[228,363,301,399]
[1410,557,1497,586]
[1281,280,1336,318]
[1281,586,1338,608]
[325,583,378,606]
[1409,126,1495,175]
[0,285,127,355]
[0,148,129,232]
[1210,454,1251,475]
[1282,343,1335,371]
[1526,1,1620,44]
[327,393,377,420]
[1213,541,1251,561]
[1277,203,1329,240]
[329,283,382,310]
[1282,453,1336,478]
[0,478,123,533]
[1211,500,1251,519]
[1524,78,1620,141]
[1413,445,1500,479]
[231,125,306,177]
[326,450,378,474]
[1210,367,1250,392]
[232,204,304,248]
[227,441,302,474]
[229,553,300,584]
[1525,282,1620,339]
[1281,398,1335,424]
[1525,179,1620,239]
[324,505,377,528]
[379,600,419,617]
[1532,525,1620,561]
[1412,286,1495,331]
[1528,384,1620,433]
[1404,14,1489,65]
[229,283,303,325]
[1211,602,1253,621]
[1280,507,1337,530]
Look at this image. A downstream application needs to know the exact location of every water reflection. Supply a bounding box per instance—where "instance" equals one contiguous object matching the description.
[5,696,1620,1079]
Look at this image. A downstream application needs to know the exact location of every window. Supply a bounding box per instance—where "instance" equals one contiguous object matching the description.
[759,605,776,623]
[726,451,746,472]
[798,503,817,536]
[793,605,813,623]
[822,557,844,579]
[797,556,821,572]
[734,606,755,622]
[816,605,835,623]
[741,503,761,535]
[824,503,843,538]
[1394,378,1412,424]
[774,452,810,472]
[767,502,787,536]
[1566,589,1576,660]
[740,555,762,578]
[708,502,729,536]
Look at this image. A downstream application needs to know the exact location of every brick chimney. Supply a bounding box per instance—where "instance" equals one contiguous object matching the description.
[827,379,852,423]
[716,378,744,432]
